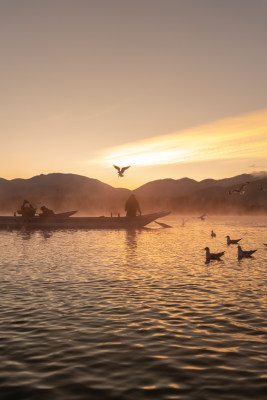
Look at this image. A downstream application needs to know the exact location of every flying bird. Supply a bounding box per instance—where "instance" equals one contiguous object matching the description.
[197,213,207,221]
[238,245,257,259]
[113,165,131,177]
[228,182,250,195]
[226,235,242,245]
[204,247,224,261]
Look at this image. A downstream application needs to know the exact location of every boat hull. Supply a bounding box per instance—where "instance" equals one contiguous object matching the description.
[0,212,170,230]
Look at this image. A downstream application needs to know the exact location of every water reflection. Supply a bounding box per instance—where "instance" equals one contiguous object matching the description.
[205,259,225,265]
[125,229,137,258]
[40,230,53,239]
[0,216,267,400]
[17,230,35,241]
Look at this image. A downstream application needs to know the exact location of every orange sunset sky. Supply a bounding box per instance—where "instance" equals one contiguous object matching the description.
[1,0,267,189]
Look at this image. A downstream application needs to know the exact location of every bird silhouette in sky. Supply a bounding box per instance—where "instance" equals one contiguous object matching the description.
[113,165,131,177]
[228,182,250,195]
[197,213,207,221]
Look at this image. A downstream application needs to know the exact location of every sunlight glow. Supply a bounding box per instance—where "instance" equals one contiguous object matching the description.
[88,109,267,168]
[105,149,196,166]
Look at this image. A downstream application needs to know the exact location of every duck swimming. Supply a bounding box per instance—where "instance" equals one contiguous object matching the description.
[204,247,224,261]
[238,245,257,259]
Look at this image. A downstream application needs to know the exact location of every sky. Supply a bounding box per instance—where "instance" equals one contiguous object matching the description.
[0,0,267,189]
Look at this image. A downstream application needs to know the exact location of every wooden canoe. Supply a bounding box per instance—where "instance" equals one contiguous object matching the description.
[0,211,170,230]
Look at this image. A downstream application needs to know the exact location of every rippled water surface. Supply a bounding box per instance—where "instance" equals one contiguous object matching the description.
[1,216,267,400]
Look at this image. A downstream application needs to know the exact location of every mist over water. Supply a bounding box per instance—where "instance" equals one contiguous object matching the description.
[0,216,267,400]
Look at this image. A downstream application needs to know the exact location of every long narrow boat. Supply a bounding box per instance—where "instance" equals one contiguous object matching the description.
[0,211,170,230]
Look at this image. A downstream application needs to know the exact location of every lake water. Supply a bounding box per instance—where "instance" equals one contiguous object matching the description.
[0,215,267,400]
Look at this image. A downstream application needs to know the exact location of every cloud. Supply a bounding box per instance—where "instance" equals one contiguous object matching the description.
[248,164,265,168]
[88,109,267,167]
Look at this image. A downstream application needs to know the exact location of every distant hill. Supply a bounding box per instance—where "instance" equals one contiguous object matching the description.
[0,172,267,215]
[133,173,265,197]
[133,173,267,214]
[0,173,131,215]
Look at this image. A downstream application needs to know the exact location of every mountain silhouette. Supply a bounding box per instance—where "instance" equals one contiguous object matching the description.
[0,172,266,215]
[0,173,131,215]
[133,174,265,197]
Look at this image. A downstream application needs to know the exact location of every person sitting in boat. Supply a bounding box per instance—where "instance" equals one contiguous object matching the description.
[18,199,36,218]
[39,205,55,217]
[125,194,141,217]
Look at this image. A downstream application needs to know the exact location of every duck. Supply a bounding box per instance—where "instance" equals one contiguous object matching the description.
[226,235,241,245]
[204,247,224,261]
[237,245,257,259]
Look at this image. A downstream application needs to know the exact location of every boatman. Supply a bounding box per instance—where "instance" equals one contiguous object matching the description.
[125,194,141,217]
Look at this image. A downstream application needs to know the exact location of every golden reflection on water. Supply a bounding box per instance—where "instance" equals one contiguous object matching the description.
[0,216,267,400]
[168,383,180,389]
[142,386,156,390]
[125,229,138,259]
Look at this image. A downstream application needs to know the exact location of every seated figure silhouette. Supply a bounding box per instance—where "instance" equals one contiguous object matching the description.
[39,206,55,217]
[18,200,36,218]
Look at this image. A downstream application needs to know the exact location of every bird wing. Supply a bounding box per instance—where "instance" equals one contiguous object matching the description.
[113,165,120,172]
[121,166,130,173]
